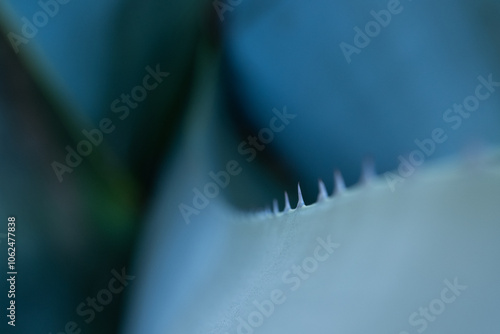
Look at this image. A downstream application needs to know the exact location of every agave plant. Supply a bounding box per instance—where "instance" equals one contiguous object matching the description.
[1,0,500,333]
[121,55,500,332]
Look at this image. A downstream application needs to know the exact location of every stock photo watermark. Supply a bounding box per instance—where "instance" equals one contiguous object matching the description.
[6,217,16,327]
[49,267,135,334]
[397,277,467,334]
[385,73,500,191]
[223,235,340,334]
[51,64,169,182]
[212,0,244,22]
[340,0,410,64]
[178,106,296,224]
[7,0,72,53]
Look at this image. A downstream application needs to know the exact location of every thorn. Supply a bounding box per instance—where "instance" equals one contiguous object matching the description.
[333,170,346,195]
[272,199,280,215]
[317,179,328,202]
[284,191,291,212]
[360,156,376,184]
[297,183,305,208]
[265,205,272,215]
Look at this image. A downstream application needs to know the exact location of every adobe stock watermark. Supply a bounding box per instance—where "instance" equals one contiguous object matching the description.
[51,64,169,182]
[48,267,135,334]
[385,73,500,191]
[178,106,296,224]
[223,235,340,334]
[7,0,72,54]
[340,0,410,64]
[397,277,467,334]
[212,0,243,22]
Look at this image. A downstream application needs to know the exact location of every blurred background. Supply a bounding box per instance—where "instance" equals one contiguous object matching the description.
[0,0,500,333]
